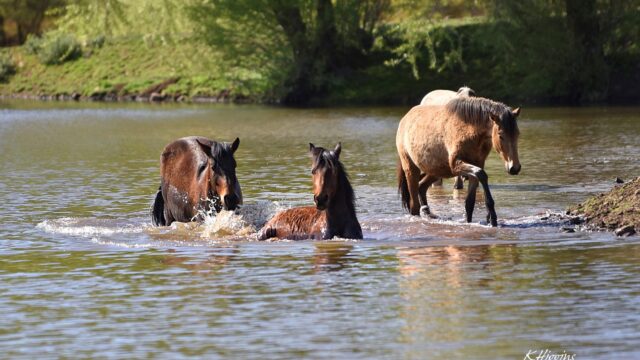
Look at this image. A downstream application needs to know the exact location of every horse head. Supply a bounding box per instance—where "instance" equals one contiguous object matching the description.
[490,108,521,175]
[309,142,342,210]
[197,137,242,211]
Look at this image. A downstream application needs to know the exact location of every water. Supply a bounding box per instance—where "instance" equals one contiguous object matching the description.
[0,101,639,359]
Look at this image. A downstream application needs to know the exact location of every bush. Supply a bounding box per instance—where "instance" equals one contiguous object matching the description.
[37,33,82,65]
[86,35,106,49]
[24,35,44,55]
[0,53,16,82]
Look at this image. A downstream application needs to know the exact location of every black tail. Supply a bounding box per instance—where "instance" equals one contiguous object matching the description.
[151,186,166,226]
[397,159,410,211]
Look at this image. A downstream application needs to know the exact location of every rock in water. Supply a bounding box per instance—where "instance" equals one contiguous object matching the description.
[568,176,640,234]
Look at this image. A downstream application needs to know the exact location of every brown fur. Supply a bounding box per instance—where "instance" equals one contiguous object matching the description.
[258,206,327,240]
[151,136,241,226]
[257,143,362,240]
[396,96,521,226]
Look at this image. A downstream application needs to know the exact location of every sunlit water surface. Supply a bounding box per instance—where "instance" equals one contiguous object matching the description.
[1,101,639,359]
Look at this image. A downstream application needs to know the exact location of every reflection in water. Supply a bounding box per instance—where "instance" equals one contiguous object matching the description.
[312,242,354,272]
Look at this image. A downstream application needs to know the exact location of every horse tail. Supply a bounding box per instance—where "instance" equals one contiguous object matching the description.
[151,186,166,226]
[397,159,410,211]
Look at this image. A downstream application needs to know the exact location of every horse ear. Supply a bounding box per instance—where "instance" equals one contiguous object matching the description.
[333,142,341,159]
[512,107,521,117]
[230,137,240,153]
[196,138,213,157]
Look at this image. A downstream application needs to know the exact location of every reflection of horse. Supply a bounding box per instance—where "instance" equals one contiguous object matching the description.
[421,86,476,189]
[257,143,363,240]
[396,97,521,226]
[151,136,242,226]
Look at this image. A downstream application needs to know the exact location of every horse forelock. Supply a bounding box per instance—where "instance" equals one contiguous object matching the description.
[446,97,518,135]
[311,148,356,209]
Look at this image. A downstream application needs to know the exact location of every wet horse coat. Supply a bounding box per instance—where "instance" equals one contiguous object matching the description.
[257,143,362,240]
[396,97,521,226]
[151,136,242,226]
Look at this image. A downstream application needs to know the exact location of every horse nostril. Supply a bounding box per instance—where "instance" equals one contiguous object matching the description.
[224,194,239,210]
[509,164,521,175]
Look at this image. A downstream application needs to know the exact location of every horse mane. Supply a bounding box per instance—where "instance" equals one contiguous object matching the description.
[446,96,518,135]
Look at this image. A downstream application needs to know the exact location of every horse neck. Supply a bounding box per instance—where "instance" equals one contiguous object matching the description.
[325,169,357,230]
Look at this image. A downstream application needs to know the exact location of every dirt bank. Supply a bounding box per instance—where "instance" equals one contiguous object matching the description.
[568,177,640,236]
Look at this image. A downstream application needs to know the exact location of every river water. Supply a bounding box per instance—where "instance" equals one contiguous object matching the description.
[0,101,639,359]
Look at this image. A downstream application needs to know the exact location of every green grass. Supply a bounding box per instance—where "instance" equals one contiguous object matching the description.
[0,37,265,100]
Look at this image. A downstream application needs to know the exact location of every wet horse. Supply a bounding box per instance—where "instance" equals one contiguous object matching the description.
[257,143,362,240]
[396,97,521,226]
[151,136,242,226]
[420,86,476,189]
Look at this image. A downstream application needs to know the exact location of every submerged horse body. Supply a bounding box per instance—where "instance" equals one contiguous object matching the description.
[257,143,362,240]
[396,97,521,226]
[151,136,242,226]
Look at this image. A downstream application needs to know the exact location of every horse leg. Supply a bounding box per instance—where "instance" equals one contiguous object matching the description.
[431,177,443,187]
[453,176,464,190]
[465,177,479,222]
[401,156,422,216]
[451,160,498,226]
[418,174,439,217]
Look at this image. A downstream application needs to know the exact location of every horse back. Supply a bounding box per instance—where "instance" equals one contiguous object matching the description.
[160,137,212,222]
[420,89,457,106]
[258,206,326,240]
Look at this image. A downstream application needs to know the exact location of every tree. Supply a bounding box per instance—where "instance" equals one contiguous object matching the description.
[0,0,65,44]
[191,0,390,104]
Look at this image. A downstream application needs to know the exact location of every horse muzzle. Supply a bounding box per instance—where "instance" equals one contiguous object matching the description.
[223,193,240,210]
[508,163,521,175]
[314,194,328,210]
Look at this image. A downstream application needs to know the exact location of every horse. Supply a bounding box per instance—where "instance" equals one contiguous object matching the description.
[396,96,521,226]
[151,136,242,226]
[420,86,476,189]
[257,143,363,240]
[420,86,475,106]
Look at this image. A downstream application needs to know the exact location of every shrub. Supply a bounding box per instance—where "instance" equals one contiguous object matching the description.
[0,53,16,82]
[86,35,106,49]
[37,33,82,65]
[24,35,44,55]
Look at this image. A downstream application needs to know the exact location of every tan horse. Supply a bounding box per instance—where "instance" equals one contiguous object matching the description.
[257,143,362,240]
[420,86,476,189]
[420,86,475,106]
[396,97,521,226]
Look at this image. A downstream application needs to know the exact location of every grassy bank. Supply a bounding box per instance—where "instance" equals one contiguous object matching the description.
[0,37,269,102]
[1,18,639,106]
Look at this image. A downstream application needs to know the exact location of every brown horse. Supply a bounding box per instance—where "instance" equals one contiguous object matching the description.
[257,143,363,240]
[421,86,476,189]
[396,97,521,226]
[151,136,242,226]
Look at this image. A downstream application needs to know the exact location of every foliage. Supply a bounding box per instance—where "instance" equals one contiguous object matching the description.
[56,0,197,43]
[190,0,390,104]
[0,0,65,44]
[0,51,15,82]
[32,32,82,65]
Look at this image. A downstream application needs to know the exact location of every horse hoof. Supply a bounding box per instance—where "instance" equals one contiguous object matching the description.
[420,206,438,219]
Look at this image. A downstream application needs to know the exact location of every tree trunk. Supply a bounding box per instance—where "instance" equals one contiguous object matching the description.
[565,0,609,103]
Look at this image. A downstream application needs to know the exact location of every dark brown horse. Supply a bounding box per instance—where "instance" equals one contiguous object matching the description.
[396,97,521,226]
[257,143,363,240]
[151,136,242,226]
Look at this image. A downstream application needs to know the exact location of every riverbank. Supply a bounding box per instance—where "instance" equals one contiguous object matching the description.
[568,177,640,237]
[0,37,267,104]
